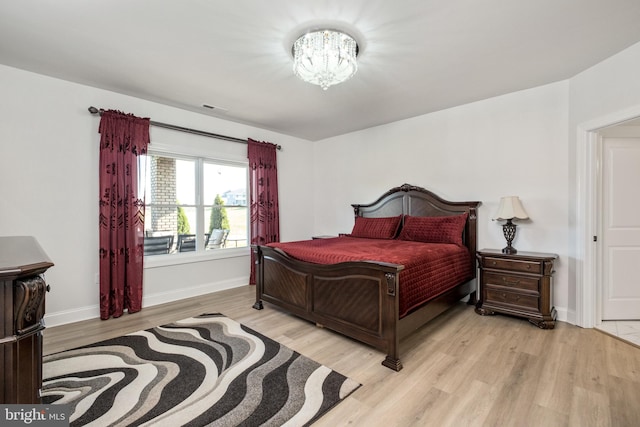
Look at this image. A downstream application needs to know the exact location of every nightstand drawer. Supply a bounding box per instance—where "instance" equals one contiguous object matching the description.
[485,288,538,311]
[481,257,542,274]
[484,272,540,293]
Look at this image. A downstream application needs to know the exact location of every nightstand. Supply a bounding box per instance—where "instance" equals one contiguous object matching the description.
[475,249,558,329]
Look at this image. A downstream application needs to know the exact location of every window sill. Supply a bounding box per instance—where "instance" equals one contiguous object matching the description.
[144,246,251,269]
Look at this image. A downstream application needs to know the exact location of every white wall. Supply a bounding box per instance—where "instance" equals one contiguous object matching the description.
[0,64,313,326]
[569,41,640,127]
[312,82,572,320]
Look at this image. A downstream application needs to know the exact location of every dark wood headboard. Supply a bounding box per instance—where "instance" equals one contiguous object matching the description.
[351,183,481,274]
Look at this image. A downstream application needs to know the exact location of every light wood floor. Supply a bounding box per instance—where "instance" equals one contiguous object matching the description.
[43,285,640,427]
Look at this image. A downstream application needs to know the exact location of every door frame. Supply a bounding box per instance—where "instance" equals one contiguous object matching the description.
[576,105,640,328]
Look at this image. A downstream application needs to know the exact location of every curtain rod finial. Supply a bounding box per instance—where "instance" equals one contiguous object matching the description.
[88,106,100,114]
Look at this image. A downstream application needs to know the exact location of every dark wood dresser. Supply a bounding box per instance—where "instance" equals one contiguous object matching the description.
[475,248,557,329]
[0,236,53,403]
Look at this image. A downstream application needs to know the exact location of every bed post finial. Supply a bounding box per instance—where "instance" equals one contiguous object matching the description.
[469,206,477,221]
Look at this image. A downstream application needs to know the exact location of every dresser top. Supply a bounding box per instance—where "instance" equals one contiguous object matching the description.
[0,236,54,277]
[478,248,558,260]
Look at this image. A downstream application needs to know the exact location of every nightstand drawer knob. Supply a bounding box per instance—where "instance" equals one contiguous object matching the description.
[502,278,521,285]
[492,261,497,265]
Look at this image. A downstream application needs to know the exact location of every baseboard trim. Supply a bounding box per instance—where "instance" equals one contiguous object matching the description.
[44,278,247,327]
[555,306,575,325]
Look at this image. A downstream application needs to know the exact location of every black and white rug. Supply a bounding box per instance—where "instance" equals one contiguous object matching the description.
[42,313,360,426]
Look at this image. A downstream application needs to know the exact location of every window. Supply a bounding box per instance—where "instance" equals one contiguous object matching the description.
[141,152,248,256]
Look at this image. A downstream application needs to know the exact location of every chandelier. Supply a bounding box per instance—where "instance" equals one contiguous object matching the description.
[292,29,359,90]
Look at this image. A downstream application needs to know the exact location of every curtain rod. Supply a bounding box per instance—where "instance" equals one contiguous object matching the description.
[87,106,281,150]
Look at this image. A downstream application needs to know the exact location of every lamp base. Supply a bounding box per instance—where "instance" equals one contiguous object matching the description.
[502,220,518,254]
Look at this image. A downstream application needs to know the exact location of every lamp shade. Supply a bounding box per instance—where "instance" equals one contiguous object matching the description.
[493,196,529,221]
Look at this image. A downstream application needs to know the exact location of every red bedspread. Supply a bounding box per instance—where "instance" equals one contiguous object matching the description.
[267,236,472,318]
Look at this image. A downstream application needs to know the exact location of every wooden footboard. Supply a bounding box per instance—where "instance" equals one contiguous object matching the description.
[253,245,406,370]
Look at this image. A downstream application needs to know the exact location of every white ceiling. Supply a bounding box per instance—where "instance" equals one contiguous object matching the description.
[2,0,640,141]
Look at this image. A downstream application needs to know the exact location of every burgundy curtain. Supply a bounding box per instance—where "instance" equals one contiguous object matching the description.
[248,138,280,285]
[98,110,150,319]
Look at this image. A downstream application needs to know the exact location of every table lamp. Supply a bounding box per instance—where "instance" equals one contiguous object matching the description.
[494,196,529,254]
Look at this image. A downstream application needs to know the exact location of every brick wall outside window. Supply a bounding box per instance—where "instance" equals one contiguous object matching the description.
[149,156,177,234]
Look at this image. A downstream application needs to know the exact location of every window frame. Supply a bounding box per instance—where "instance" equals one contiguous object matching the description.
[142,148,250,268]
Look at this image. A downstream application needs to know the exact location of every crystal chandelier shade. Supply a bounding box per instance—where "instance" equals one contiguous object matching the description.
[292,30,359,90]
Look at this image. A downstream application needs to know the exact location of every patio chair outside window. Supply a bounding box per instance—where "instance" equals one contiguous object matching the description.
[144,235,174,256]
[208,229,230,249]
[177,233,211,252]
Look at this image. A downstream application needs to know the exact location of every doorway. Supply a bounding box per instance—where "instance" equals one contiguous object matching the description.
[576,109,640,332]
[599,132,640,320]
[595,124,640,345]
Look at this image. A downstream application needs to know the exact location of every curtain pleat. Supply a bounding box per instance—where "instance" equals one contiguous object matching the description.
[248,138,280,285]
[98,110,150,319]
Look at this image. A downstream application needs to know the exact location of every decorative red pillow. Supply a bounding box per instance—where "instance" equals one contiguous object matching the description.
[397,213,468,246]
[349,215,402,239]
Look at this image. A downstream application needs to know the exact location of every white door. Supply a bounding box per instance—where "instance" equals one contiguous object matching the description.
[601,137,640,320]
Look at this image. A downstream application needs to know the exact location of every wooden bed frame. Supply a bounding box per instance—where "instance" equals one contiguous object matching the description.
[252,184,481,371]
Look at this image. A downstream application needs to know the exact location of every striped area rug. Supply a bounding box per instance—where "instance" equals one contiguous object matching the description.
[42,313,360,426]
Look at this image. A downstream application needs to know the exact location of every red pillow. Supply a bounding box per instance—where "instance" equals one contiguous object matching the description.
[350,215,402,239]
[397,213,468,246]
